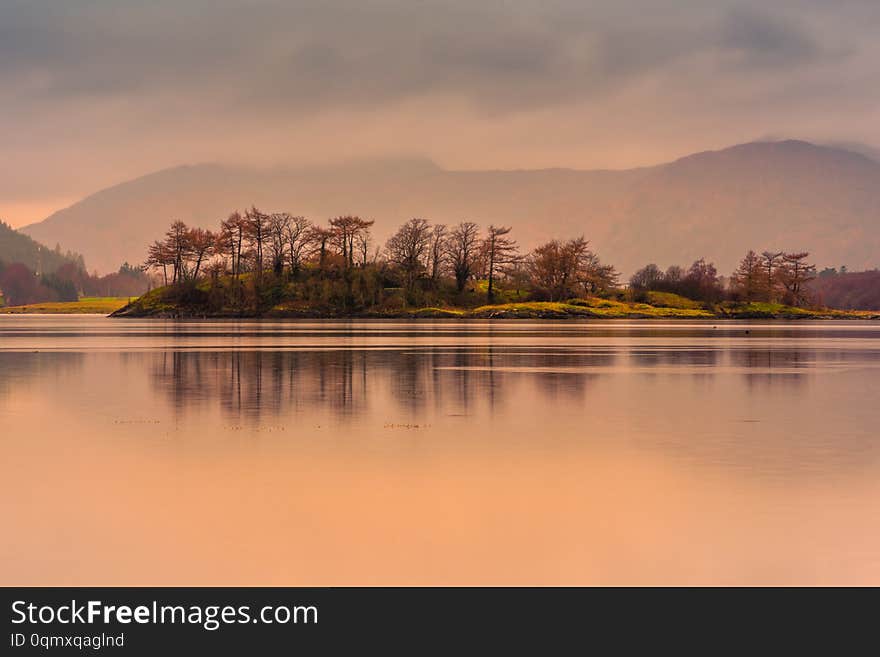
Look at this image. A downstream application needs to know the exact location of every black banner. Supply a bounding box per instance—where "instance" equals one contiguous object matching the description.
[1,587,871,653]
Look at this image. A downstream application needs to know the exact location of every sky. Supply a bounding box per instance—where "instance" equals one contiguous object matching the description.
[2,0,879,227]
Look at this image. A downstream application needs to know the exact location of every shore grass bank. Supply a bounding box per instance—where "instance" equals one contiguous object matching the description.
[0,297,131,314]
[110,285,879,320]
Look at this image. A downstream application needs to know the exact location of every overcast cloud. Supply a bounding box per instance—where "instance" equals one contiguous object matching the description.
[1,0,878,225]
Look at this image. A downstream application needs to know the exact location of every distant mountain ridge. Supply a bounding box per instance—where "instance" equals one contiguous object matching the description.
[20,140,880,275]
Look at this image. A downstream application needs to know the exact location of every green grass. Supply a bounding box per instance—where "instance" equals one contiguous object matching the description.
[644,291,705,310]
[0,297,132,314]
[718,301,878,319]
[469,300,714,318]
[113,279,880,320]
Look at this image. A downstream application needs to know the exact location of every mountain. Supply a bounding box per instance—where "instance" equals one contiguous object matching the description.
[20,141,880,276]
[0,220,82,274]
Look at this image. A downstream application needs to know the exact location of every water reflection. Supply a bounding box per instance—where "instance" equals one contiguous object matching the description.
[3,317,880,585]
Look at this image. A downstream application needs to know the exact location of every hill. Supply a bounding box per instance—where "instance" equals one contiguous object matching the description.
[0,220,83,274]
[20,141,880,276]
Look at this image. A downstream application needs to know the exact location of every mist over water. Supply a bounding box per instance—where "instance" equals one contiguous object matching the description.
[2,317,879,585]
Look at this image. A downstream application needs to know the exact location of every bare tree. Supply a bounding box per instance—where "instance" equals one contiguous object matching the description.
[164,220,191,284]
[427,224,448,282]
[355,227,375,267]
[760,251,784,302]
[188,227,215,280]
[308,226,334,269]
[444,222,480,292]
[284,216,313,274]
[330,216,375,268]
[482,225,519,302]
[146,240,174,286]
[385,218,432,290]
[244,207,270,278]
[779,252,816,306]
[268,213,291,274]
[219,212,246,280]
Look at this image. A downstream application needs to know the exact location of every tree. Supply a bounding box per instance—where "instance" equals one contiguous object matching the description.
[629,263,663,291]
[244,207,270,278]
[681,258,722,302]
[444,222,480,293]
[385,218,432,291]
[330,216,374,268]
[146,240,174,285]
[308,226,334,269]
[355,227,376,267]
[0,262,40,305]
[731,250,764,301]
[187,228,215,281]
[779,252,816,306]
[427,224,448,282]
[482,225,519,302]
[283,216,313,274]
[528,237,617,300]
[219,212,246,280]
[760,251,784,302]
[268,213,291,275]
[164,221,191,284]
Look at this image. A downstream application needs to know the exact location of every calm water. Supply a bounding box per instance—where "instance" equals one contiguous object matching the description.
[2,316,879,585]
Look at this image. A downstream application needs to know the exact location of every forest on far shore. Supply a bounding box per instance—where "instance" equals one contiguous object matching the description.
[120,208,880,315]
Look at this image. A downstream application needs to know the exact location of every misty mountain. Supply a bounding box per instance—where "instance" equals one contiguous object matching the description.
[0,220,82,274]
[20,140,880,276]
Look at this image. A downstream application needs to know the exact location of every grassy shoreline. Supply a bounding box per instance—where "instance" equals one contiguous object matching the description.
[108,291,880,320]
[5,290,874,320]
[0,297,131,314]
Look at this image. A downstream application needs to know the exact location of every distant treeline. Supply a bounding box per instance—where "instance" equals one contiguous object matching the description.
[810,268,880,310]
[141,208,877,312]
[630,250,818,307]
[144,209,618,312]
[0,261,150,307]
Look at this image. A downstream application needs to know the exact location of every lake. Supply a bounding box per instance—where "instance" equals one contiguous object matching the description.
[2,316,879,585]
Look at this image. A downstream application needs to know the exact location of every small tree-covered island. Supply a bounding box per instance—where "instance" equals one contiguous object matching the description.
[113,208,879,319]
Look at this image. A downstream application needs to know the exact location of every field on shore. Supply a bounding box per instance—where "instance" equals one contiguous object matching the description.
[0,297,131,314]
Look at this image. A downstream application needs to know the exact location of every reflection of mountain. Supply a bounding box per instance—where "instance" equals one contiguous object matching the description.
[21,140,880,275]
[0,352,84,398]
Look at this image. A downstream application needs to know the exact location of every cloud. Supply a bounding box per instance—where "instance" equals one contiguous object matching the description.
[0,0,878,224]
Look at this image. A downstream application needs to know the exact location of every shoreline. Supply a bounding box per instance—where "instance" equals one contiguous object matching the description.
[109,301,880,321]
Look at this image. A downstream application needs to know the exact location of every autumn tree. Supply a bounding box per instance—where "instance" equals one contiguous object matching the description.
[284,215,313,274]
[482,225,519,302]
[146,239,174,285]
[760,251,784,302]
[268,213,291,274]
[385,218,432,291]
[244,207,270,278]
[308,226,334,269]
[629,264,663,291]
[330,216,375,268]
[187,228,215,281]
[731,250,764,301]
[355,227,375,267]
[779,252,816,306]
[164,221,191,284]
[680,258,723,302]
[528,237,616,300]
[219,212,246,280]
[444,221,480,293]
[427,224,448,283]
